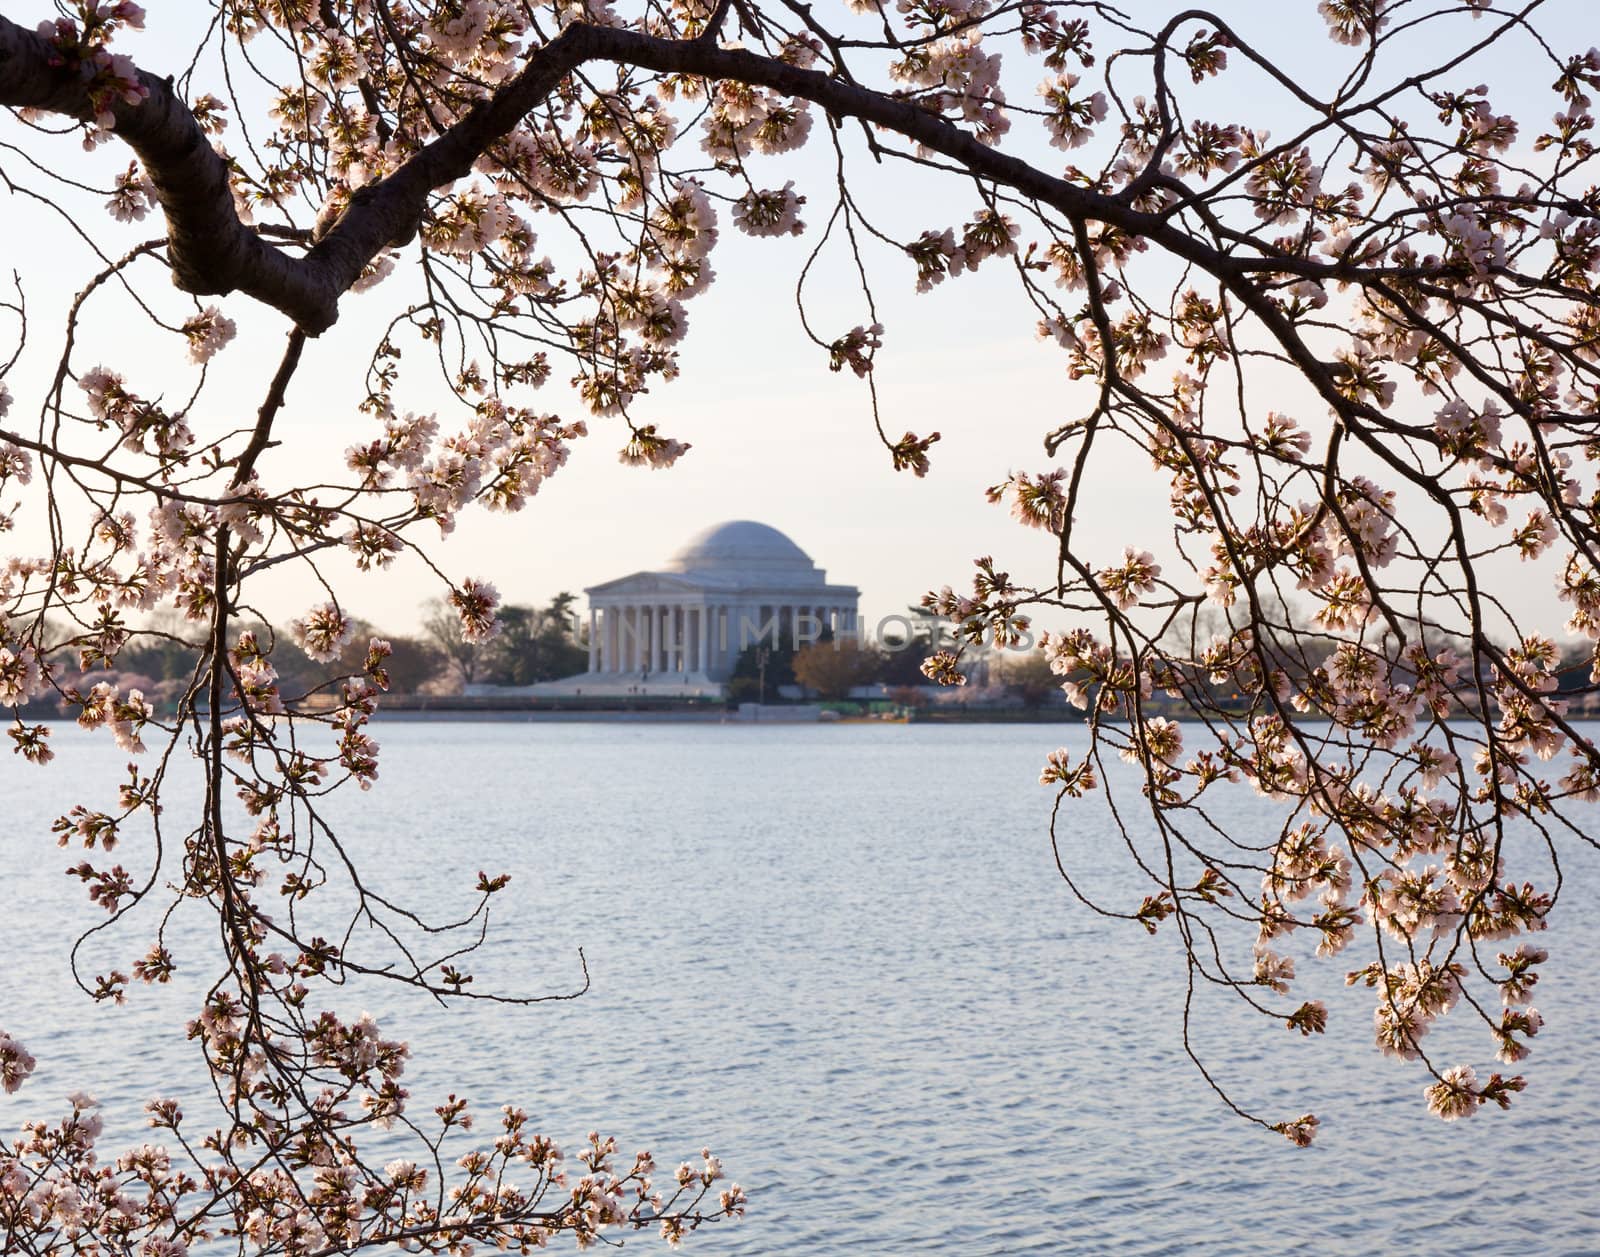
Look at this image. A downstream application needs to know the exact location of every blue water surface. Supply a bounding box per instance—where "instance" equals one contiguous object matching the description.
[2,720,1596,1255]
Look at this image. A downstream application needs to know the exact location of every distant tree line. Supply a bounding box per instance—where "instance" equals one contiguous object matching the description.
[34,594,591,709]
[36,598,1080,710]
[34,595,1599,716]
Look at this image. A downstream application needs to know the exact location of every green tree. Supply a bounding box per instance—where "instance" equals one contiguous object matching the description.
[482,593,589,685]
[873,607,946,687]
[727,640,799,703]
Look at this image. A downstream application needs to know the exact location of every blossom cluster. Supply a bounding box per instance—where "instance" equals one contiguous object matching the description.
[5,0,1600,1207]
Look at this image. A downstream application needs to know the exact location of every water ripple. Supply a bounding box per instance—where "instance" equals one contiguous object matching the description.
[2,720,1597,1254]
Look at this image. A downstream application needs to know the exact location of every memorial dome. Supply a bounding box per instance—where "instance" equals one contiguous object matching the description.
[663,520,821,583]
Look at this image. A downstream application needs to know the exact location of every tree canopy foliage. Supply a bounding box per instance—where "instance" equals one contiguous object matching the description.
[2,0,1600,1250]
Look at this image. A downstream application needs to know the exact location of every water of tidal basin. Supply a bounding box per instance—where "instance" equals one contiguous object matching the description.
[3,720,1599,1255]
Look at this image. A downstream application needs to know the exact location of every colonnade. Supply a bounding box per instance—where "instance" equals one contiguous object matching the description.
[587,602,856,678]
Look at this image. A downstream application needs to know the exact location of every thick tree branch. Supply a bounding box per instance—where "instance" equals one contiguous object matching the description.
[0,16,330,327]
[0,14,1163,335]
[0,15,590,331]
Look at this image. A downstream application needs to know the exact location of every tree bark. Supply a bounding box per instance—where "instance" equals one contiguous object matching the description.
[0,14,1159,335]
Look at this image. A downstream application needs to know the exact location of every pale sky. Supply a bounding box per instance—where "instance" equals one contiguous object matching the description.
[0,0,1589,638]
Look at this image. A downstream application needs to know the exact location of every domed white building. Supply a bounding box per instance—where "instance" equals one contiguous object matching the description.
[568,520,860,696]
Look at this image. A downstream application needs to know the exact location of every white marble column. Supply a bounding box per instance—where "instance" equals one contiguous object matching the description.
[697,607,709,674]
[588,608,598,672]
